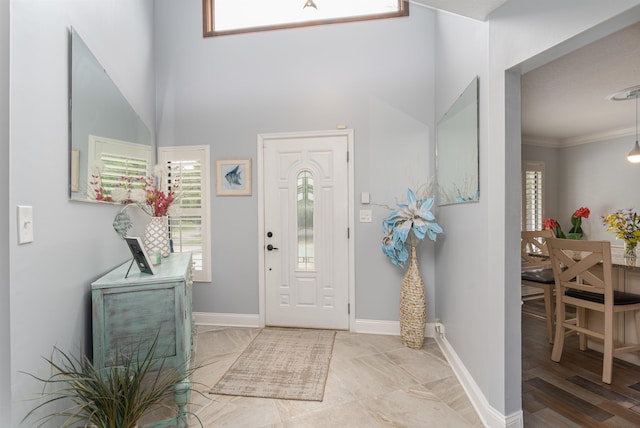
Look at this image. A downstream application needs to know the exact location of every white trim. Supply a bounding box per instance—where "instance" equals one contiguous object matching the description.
[193,312,260,328]
[257,129,355,330]
[194,314,441,338]
[523,126,636,148]
[353,319,439,337]
[158,145,212,282]
[435,332,523,428]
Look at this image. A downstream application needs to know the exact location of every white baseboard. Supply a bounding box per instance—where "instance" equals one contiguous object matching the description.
[193,312,260,328]
[192,313,522,427]
[434,332,523,428]
[193,314,439,336]
[352,318,439,337]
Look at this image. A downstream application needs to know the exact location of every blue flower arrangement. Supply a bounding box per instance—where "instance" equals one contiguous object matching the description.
[381,188,443,267]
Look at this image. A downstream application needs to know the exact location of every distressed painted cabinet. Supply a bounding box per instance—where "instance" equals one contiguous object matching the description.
[91,252,193,427]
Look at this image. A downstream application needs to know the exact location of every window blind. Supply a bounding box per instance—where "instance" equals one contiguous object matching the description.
[99,152,148,191]
[522,162,544,231]
[159,147,211,282]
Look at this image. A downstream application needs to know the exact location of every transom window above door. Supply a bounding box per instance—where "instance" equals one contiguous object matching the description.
[203,0,408,37]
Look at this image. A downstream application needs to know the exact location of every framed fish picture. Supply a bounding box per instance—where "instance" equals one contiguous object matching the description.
[215,158,252,196]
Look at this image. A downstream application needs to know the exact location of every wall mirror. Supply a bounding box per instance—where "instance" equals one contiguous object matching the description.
[436,77,479,206]
[69,28,154,203]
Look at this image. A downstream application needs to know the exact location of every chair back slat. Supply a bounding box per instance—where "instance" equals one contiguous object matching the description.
[547,238,612,297]
[521,230,554,268]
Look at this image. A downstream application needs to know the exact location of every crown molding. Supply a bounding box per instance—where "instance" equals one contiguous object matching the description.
[523,126,636,148]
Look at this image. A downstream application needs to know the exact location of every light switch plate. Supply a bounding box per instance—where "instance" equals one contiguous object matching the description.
[359,209,372,223]
[18,205,33,244]
[361,192,370,204]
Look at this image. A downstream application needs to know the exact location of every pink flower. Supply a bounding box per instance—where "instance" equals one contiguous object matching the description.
[573,207,590,219]
[144,177,178,217]
[543,218,559,230]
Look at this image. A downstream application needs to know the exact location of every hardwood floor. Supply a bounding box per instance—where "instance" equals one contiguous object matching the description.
[522,299,640,427]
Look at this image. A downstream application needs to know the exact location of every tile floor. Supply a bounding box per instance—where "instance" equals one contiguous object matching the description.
[187,326,483,427]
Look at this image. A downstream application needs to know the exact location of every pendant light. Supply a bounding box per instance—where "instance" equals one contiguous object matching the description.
[611,86,640,163]
[303,0,317,9]
[628,91,640,163]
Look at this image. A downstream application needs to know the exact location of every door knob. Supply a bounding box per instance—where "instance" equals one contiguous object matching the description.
[266,244,279,251]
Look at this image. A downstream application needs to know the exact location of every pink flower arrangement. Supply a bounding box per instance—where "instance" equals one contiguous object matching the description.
[143,175,177,217]
[91,165,180,217]
[89,173,113,203]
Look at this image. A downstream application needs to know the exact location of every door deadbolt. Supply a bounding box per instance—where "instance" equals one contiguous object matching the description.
[267,231,273,238]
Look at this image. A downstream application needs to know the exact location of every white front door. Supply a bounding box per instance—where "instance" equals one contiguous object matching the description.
[262,132,350,330]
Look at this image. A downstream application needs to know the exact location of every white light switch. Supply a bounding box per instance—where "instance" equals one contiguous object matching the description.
[18,205,33,244]
[359,209,372,223]
[361,192,370,204]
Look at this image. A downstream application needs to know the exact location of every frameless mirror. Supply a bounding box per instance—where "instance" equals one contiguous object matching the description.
[69,28,153,203]
[436,77,479,206]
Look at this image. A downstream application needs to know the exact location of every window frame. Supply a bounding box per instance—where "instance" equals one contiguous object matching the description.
[203,0,409,37]
[158,145,212,282]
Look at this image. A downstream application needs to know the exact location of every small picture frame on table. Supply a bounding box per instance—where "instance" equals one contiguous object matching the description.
[216,158,251,196]
[124,236,155,275]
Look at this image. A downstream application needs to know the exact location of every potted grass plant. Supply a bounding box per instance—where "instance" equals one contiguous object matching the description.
[22,336,203,428]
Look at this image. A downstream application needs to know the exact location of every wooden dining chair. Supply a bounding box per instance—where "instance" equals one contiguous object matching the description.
[547,238,640,384]
[521,230,556,343]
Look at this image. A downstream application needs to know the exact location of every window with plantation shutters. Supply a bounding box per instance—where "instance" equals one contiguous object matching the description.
[87,135,153,200]
[158,146,211,282]
[522,161,545,231]
[99,153,148,193]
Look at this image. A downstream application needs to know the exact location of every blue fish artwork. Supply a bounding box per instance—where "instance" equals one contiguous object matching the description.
[224,165,242,186]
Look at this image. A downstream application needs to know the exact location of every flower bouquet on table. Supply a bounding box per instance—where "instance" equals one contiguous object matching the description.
[568,207,590,239]
[543,206,590,239]
[111,165,180,218]
[602,209,640,259]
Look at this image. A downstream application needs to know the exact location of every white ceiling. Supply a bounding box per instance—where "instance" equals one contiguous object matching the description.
[522,21,640,147]
[409,0,509,21]
[411,1,640,149]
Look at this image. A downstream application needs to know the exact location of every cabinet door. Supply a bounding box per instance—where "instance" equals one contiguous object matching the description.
[101,284,179,367]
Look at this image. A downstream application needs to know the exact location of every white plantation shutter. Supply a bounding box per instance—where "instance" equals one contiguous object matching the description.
[99,153,148,192]
[159,146,211,282]
[522,161,545,231]
[87,135,153,198]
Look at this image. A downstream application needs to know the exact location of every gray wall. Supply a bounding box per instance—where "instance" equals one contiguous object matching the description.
[8,1,155,425]
[486,0,640,418]
[434,0,640,419]
[1,0,10,423]
[154,0,438,321]
[559,138,640,242]
[433,8,496,413]
[525,137,640,243]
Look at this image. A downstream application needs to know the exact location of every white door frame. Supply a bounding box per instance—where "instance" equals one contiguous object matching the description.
[257,129,355,330]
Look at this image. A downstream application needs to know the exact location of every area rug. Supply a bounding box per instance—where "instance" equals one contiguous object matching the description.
[210,328,335,401]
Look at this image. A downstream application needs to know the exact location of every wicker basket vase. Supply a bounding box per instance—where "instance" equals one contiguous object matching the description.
[400,246,426,349]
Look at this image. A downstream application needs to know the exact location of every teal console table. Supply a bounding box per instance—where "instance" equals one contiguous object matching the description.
[92,252,193,427]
